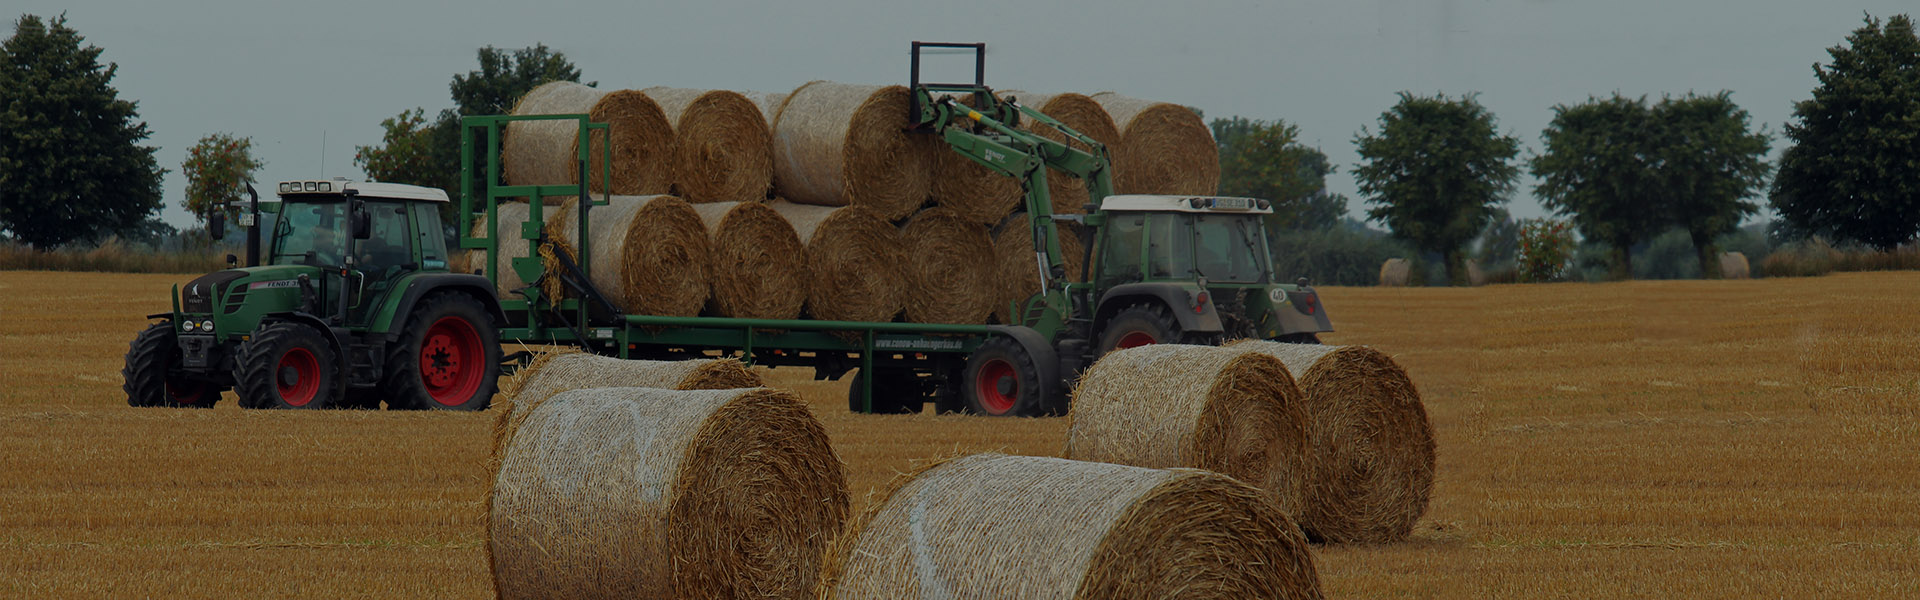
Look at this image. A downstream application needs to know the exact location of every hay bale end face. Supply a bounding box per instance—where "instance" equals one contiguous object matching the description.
[900,207,997,324]
[642,87,774,203]
[1089,92,1219,196]
[772,81,931,220]
[1067,343,1309,516]
[505,82,675,195]
[1231,341,1435,543]
[771,201,905,323]
[489,386,848,600]
[820,454,1321,600]
[930,93,1024,224]
[1001,91,1122,215]
[688,201,809,320]
[992,214,1085,324]
[543,195,710,316]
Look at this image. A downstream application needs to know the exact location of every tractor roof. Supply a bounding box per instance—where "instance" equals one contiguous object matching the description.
[1099,194,1273,215]
[276,179,448,202]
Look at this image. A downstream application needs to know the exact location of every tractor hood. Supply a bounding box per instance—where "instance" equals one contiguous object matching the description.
[181,265,319,313]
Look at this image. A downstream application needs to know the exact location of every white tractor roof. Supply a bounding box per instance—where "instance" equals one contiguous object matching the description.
[276,178,449,202]
[1099,194,1273,214]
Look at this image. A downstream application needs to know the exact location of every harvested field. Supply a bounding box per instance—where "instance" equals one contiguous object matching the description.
[3,270,1919,598]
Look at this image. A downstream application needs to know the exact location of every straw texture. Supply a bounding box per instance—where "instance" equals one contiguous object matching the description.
[818,453,1321,600]
[505,81,675,195]
[900,207,996,324]
[992,213,1086,324]
[1003,91,1122,215]
[1066,344,1309,516]
[1089,92,1219,196]
[771,201,905,323]
[772,81,931,220]
[742,91,789,127]
[543,195,709,316]
[1230,341,1436,543]
[930,93,1023,224]
[643,87,774,203]
[489,386,849,600]
[468,203,565,299]
[689,201,809,319]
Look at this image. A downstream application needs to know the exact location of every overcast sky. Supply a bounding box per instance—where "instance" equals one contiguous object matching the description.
[13,0,1914,229]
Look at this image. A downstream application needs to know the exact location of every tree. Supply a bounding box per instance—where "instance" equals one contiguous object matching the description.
[1772,14,1920,250]
[356,108,451,197]
[450,44,590,118]
[1352,92,1521,285]
[1652,92,1771,278]
[1516,218,1576,283]
[181,132,264,236]
[0,14,164,249]
[1530,94,1666,279]
[1213,116,1345,231]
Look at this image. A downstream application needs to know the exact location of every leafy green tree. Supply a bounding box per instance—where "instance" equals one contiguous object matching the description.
[451,44,590,118]
[1213,116,1345,231]
[1772,14,1920,249]
[181,133,264,237]
[1530,94,1665,279]
[356,108,451,197]
[0,14,164,249]
[1517,218,1575,282]
[1353,92,1521,285]
[1653,92,1771,278]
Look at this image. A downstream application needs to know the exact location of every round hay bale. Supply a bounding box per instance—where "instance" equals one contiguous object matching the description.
[1002,91,1122,215]
[930,94,1023,224]
[687,201,809,319]
[642,87,774,203]
[770,201,905,323]
[771,81,931,220]
[819,453,1321,600]
[469,203,565,299]
[1089,92,1219,196]
[740,90,789,130]
[1230,341,1435,544]
[1379,258,1412,287]
[1719,251,1750,279]
[900,207,996,324]
[489,386,849,600]
[991,213,1085,324]
[493,349,764,450]
[542,195,710,316]
[505,81,676,195]
[1066,344,1309,516]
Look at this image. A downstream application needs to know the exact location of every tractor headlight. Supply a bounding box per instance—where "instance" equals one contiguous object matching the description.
[199,320,215,333]
[181,320,196,332]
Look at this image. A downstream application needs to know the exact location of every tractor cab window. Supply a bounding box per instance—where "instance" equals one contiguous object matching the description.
[355,201,414,273]
[271,201,348,266]
[412,203,449,270]
[1147,213,1193,279]
[1098,213,1147,287]
[1190,214,1269,284]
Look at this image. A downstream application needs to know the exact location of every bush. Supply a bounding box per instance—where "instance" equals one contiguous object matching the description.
[0,237,228,273]
[1269,220,1413,286]
[1516,218,1575,282]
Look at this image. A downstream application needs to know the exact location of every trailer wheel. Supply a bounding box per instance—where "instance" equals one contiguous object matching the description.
[383,293,500,411]
[846,368,923,414]
[122,322,222,408]
[963,336,1044,417]
[1095,303,1187,357]
[233,322,338,410]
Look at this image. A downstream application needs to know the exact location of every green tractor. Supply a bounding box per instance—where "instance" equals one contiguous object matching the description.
[121,179,505,410]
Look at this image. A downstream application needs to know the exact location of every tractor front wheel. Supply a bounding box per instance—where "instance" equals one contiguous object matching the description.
[383,293,500,411]
[122,322,222,408]
[233,322,338,410]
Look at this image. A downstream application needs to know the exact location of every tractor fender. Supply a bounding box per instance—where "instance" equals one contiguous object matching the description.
[982,324,1061,405]
[258,311,348,372]
[1095,283,1224,334]
[378,274,507,337]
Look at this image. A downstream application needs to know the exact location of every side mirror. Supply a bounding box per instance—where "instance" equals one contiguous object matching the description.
[209,211,226,241]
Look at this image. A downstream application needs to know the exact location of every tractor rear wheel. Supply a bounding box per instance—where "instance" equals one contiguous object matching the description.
[383,293,500,411]
[233,322,338,410]
[962,336,1045,417]
[1095,303,1190,357]
[122,322,222,408]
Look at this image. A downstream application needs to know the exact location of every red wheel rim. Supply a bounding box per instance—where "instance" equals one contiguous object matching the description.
[1117,331,1158,349]
[420,316,485,407]
[974,358,1018,415]
[276,347,321,407]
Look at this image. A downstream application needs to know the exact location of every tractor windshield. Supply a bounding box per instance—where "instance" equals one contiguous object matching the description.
[270,200,348,266]
[1189,214,1269,284]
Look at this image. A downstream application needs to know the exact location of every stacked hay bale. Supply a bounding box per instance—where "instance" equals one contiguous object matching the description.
[741,91,788,127]
[771,201,905,323]
[1090,92,1219,196]
[929,94,1023,225]
[819,453,1321,600]
[467,202,568,299]
[772,81,931,221]
[901,207,996,324]
[542,195,710,316]
[505,81,675,195]
[687,201,809,320]
[489,386,848,599]
[1002,91,1122,214]
[1066,344,1309,516]
[991,213,1086,324]
[642,87,774,203]
[1230,341,1435,543]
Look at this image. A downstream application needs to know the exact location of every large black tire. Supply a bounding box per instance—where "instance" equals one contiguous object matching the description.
[1095,303,1202,357]
[845,368,924,414]
[961,336,1046,417]
[122,322,223,408]
[383,293,500,411]
[232,322,339,410]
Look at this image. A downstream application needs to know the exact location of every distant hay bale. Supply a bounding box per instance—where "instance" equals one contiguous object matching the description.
[542,195,709,316]
[901,207,996,324]
[494,349,764,448]
[991,213,1085,324]
[1466,259,1487,286]
[1088,92,1219,196]
[819,453,1321,600]
[772,81,931,220]
[642,87,774,203]
[688,201,809,319]
[1720,251,1750,279]
[1379,258,1411,287]
[489,386,848,600]
[771,201,905,323]
[1003,91,1122,215]
[1230,341,1435,544]
[930,94,1023,224]
[505,81,675,195]
[1067,344,1309,516]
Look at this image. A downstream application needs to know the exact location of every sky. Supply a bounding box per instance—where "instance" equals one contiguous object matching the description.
[12,0,1914,230]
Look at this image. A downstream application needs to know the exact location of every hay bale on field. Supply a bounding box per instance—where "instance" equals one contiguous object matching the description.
[1230,341,1435,543]
[1002,91,1122,215]
[1379,258,1411,287]
[771,201,905,323]
[1720,251,1750,279]
[688,201,809,319]
[992,213,1085,324]
[542,195,709,316]
[819,453,1321,600]
[901,207,996,324]
[493,349,763,449]
[1067,344,1309,516]
[1089,92,1219,196]
[930,94,1023,224]
[505,81,675,195]
[489,386,848,600]
[642,87,774,203]
[772,81,931,220]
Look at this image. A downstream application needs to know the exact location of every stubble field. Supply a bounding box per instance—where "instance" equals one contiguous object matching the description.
[1,269,1916,598]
